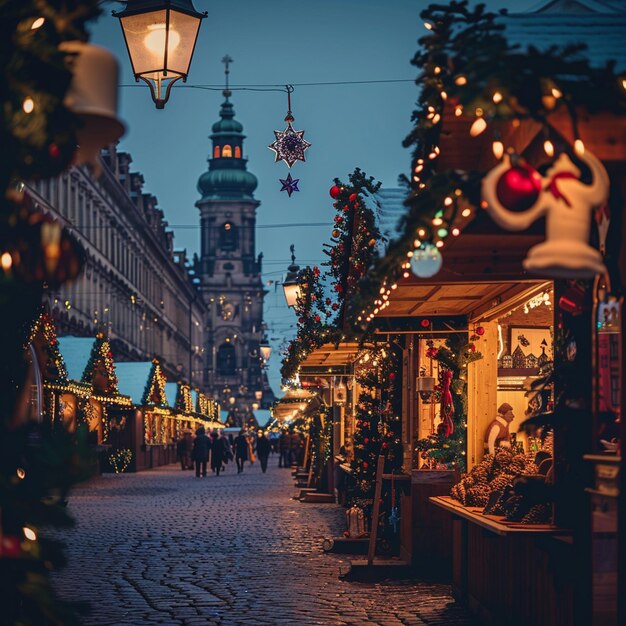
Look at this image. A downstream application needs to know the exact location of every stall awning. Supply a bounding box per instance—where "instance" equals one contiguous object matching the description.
[57,337,94,381]
[298,342,369,374]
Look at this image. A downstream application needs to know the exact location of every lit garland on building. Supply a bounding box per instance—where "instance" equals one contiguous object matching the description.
[108,448,132,474]
[82,331,119,395]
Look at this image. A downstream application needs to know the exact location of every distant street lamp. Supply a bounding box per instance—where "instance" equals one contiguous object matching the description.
[282,244,301,308]
[255,390,263,401]
[260,336,272,363]
[228,396,236,405]
[113,0,207,109]
[251,401,260,411]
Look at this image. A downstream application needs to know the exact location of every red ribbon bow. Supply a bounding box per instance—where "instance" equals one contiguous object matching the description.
[547,172,578,207]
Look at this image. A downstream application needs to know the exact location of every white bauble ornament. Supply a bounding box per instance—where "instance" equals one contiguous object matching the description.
[410,243,442,278]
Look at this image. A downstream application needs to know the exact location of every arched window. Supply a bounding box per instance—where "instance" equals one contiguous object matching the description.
[222,144,232,158]
[219,222,238,251]
[217,343,236,376]
[234,146,241,158]
[213,145,220,158]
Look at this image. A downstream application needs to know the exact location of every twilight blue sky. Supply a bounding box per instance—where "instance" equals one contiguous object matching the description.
[90,0,534,393]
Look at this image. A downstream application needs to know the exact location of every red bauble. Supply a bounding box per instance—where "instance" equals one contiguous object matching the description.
[314,315,321,322]
[48,143,61,159]
[476,326,485,336]
[382,442,388,449]
[364,438,369,444]
[330,185,342,199]
[349,193,358,203]
[363,461,369,468]
[468,343,476,353]
[495,164,542,212]
[389,372,396,381]
[421,319,430,328]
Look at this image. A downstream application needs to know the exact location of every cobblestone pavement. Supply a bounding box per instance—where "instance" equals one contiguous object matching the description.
[53,458,477,626]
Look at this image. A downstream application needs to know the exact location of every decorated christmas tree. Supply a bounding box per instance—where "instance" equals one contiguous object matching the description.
[142,358,168,406]
[351,346,403,498]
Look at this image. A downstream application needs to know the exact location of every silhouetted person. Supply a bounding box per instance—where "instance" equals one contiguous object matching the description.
[210,430,224,476]
[192,426,210,478]
[278,429,289,468]
[234,429,248,473]
[256,431,271,473]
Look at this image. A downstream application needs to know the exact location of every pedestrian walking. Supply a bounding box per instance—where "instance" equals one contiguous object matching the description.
[176,434,186,471]
[192,426,210,478]
[278,429,289,468]
[233,429,248,473]
[256,430,271,473]
[247,432,256,465]
[289,429,300,468]
[210,430,224,476]
[182,429,193,470]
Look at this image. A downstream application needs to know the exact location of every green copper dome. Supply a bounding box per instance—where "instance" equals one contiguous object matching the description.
[198,168,257,200]
[197,96,257,201]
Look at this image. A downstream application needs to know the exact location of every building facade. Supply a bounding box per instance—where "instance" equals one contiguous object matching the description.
[196,91,270,425]
[27,146,205,386]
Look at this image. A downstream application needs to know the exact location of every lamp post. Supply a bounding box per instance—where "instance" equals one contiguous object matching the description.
[260,335,272,363]
[282,244,301,308]
[113,0,207,109]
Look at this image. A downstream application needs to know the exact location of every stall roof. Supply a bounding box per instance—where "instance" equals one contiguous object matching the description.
[165,382,177,408]
[299,342,366,371]
[57,337,93,381]
[255,409,272,428]
[503,1,626,72]
[115,362,155,405]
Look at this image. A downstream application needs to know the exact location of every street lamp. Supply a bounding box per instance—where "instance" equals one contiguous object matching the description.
[113,0,207,109]
[260,336,272,363]
[282,244,301,308]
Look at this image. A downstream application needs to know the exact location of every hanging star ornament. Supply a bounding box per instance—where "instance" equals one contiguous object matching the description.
[279,172,300,197]
[269,118,312,168]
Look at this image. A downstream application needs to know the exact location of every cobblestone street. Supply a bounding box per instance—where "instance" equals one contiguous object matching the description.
[53,459,476,626]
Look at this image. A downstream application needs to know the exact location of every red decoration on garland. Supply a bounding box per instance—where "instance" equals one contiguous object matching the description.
[421,318,430,328]
[440,369,455,437]
[389,372,396,381]
[329,185,341,199]
[495,163,542,212]
[349,193,358,203]
[475,326,485,336]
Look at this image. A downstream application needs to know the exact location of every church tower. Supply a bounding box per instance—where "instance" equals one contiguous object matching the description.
[196,57,267,426]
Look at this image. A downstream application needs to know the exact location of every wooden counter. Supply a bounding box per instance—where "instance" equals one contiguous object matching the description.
[431,495,575,626]
[430,495,570,536]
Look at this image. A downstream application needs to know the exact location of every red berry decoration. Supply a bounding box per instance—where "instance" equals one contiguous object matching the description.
[314,315,321,322]
[476,326,485,336]
[364,438,369,444]
[382,442,388,449]
[329,184,342,199]
[363,461,368,469]
[349,193,358,203]
[468,343,476,352]
[389,372,396,381]
[421,319,430,328]
[495,163,542,212]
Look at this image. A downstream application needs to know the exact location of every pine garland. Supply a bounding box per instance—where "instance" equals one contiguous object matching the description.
[142,359,168,407]
[29,309,68,383]
[414,332,482,472]
[360,0,626,316]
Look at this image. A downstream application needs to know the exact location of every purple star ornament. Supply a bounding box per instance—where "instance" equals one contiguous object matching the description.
[279,173,300,197]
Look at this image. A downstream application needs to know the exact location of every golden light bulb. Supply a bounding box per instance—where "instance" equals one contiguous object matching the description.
[413,239,421,248]
[418,228,426,238]
[444,196,453,206]
[436,240,444,248]
[31,17,45,30]
[469,117,487,137]
[544,139,555,157]
[551,87,562,98]
[1,252,12,270]
[455,105,463,117]
[440,90,447,100]
[452,228,460,236]
[23,527,37,541]
[492,140,504,159]
[144,24,181,55]
[432,217,443,226]
[424,22,433,30]
[574,139,585,155]
[22,97,34,114]
[461,208,471,217]
[455,75,467,86]
[492,91,503,104]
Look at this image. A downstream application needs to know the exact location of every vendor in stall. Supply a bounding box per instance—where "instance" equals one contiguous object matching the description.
[484,403,515,456]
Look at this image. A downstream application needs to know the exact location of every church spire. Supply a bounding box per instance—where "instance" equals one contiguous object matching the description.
[221,54,233,101]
